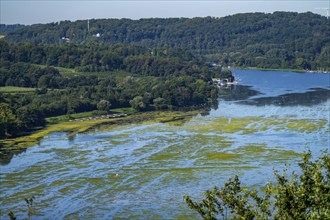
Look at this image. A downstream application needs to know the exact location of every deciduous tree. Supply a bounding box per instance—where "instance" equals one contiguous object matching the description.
[184,152,330,219]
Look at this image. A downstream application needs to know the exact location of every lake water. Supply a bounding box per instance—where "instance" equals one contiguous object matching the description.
[0,70,329,219]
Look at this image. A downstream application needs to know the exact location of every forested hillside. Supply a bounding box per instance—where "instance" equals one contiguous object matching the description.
[1,11,329,138]
[0,41,220,138]
[0,24,26,35]
[3,12,330,70]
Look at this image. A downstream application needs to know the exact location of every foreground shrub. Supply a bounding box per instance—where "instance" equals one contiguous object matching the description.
[184,151,330,219]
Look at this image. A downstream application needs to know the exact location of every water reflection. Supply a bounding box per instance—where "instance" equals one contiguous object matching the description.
[239,88,330,107]
[233,70,330,99]
[219,69,330,107]
[219,85,260,101]
[0,148,27,165]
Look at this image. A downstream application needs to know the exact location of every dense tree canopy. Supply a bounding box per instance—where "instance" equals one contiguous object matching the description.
[1,11,328,138]
[0,24,26,35]
[3,12,330,70]
[0,41,220,138]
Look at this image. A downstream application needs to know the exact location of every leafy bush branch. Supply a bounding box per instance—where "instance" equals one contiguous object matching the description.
[184,151,330,219]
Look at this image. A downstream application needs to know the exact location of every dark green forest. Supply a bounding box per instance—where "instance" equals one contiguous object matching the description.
[3,12,330,70]
[0,24,26,35]
[0,41,220,138]
[1,11,329,138]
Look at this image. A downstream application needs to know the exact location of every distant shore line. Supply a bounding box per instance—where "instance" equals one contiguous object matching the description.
[235,67,330,74]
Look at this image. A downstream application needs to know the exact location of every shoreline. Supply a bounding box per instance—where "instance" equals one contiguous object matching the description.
[234,66,330,74]
[0,110,202,151]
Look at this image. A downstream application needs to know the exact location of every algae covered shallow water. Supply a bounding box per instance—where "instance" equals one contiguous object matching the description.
[0,70,329,219]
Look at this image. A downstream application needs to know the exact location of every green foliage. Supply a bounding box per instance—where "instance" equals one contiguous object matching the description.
[0,24,26,35]
[0,40,219,138]
[16,106,45,129]
[0,86,36,93]
[0,60,60,88]
[0,103,21,137]
[317,46,330,70]
[97,99,111,112]
[45,110,98,123]
[153,97,168,110]
[0,41,204,78]
[0,68,217,138]
[184,151,330,219]
[219,70,233,79]
[3,12,330,70]
[130,96,147,111]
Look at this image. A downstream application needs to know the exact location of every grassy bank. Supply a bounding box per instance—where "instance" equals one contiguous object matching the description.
[0,86,36,93]
[0,110,201,150]
[46,108,136,124]
[235,66,307,73]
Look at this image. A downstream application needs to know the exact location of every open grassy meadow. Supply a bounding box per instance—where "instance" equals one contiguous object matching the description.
[0,86,36,93]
